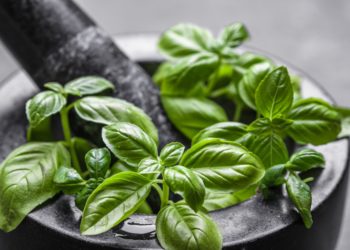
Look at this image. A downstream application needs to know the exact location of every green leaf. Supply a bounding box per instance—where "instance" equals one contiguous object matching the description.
[26,91,66,128]
[85,148,111,178]
[238,132,288,168]
[164,166,205,211]
[335,106,350,138]
[74,96,158,143]
[192,122,247,145]
[286,172,313,229]
[160,142,185,166]
[0,142,70,232]
[236,52,272,68]
[111,161,136,175]
[80,172,153,235]
[44,82,64,93]
[161,96,228,139]
[27,117,54,142]
[71,137,94,170]
[156,202,222,250]
[102,122,158,168]
[54,166,85,194]
[219,23,249,48]
[238,62,273,110]
[75,177,104,211]
[247,117,293,135]
[286,149,325,172]
[137,157,163,179]
[64,76,115,96]
[158,23,216,59]
[202,185,257,212]
[180,139,265,191]
[255,66,293,119]
[286,98,341,145]
[261,164,286,187]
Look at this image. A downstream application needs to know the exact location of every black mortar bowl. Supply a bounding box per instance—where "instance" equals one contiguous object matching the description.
[0,34,348,250]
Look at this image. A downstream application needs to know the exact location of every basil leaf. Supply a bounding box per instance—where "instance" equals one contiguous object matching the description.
[236,52,272,68]
[85,148,111,178]
[286,149,325,172]
[0,142,70,232]
[156,202,222,250]
[138,157,163,179]
[164,166,205,211]
[74,96,158,143]
[160,142,185,166]
[54,166,85,191]
[247,117,293,135]
[286,98,341,145]
[44,82,64,93]
[111,161,136,175]
[26,90,66,128]
[335,106,350,138]
[180,139,265,191]
[27,117,54,142]
[162,96,228,138]
[261,164,286,187]
[238,62,273,110]
[102,122,158,168]
[64,76,114,96]
[75,177,104,211]
[286,172,313,229]
[239,132,288,168]
[219,23,249,48]
[255,66,293,119]
[158,23,216,59]
[202,185,257,212]
[192,122,247,145]
[80,172,153,235]
[71,137,94,170]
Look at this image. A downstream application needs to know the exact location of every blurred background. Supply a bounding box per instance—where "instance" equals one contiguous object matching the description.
[0,0,349,249]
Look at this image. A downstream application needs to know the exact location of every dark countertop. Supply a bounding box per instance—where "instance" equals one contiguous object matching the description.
[0,0,349,249]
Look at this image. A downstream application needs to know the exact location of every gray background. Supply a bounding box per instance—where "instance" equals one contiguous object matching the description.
[0,0,349,249]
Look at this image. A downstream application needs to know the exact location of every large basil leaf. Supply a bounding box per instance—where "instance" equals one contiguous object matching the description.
[192,122,247,145]
[159,142,185,167]
[74,96,158,143]
[164,166,205,211]
[80,172,153,235]
[85,148,111,178]
[218,23,249,48]
[286,172,313,229]
[238,62,273,110]
[162,96,228,138]
[156,202,222,250]
[238,132,288,169]
[180,139,265,191]
[64,76,114,96]
[286,148,324,172]
[26,90,66,127]
[255,66,293,119]
[158,23,216,59]
[286,98,341,145]
[202,185,257,212]
[102,122,158,168]
[0,142,70,232]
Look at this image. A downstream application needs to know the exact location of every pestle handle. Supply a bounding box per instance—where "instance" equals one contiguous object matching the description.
[0,0,185,146]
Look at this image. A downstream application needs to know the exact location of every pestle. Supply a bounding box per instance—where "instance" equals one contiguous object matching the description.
[0,0,185,147]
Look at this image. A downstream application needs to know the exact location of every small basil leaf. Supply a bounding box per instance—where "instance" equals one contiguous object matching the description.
[202,185,257,212]
[286,172,313,229]
[158,23,216,59]
[85,148,111,178]
[44,82,64,93]
[160,142,185,166]
[255,66,293,119]
[64,76,115,96]
[27,117,54,142]
[138,157,163,179]
[192,122,247,145]
[219,23,249,48]
[161,96,228,139]
[102,122,158,168]
[238,62,273,110]
[54,166,85,194]
[74,96,158,144]
[286,98,341,145]
[75,177,104,211]
[0,142,70,232]
[26,91,66,128]
[71,137,94,170]
[164,166,205,211]
[261,164,286,187]
[239,132,288,168]
[180,139,265,192]
[156,202,222,250]
[80,172,153,235]
[286,149,325,172]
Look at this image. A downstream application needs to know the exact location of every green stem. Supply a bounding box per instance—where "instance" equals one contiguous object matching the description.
[60,107,82,175]
[161,182,170,209]
[233,102,242,121]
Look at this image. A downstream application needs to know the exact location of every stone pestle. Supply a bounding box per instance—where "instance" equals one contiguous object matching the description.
[0,0,185,147]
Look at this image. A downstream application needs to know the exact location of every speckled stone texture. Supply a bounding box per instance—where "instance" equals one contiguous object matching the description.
[0,0,186,147]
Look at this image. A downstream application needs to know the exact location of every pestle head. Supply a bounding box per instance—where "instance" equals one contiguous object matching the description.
[0,0,187,147]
